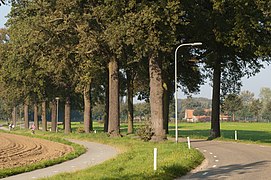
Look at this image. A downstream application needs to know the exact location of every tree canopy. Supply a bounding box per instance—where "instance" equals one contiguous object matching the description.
[0,0,270,140]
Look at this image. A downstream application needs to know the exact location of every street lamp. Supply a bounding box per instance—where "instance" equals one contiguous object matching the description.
[175,42,202,143]
[55,97,60,132]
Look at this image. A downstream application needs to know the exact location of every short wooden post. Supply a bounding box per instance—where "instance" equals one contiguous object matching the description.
[235,130,237,140]
[154,148,157,171]
[187,137,191,149]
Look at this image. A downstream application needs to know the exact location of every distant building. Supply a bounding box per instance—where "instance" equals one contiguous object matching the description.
[184,109,231,122]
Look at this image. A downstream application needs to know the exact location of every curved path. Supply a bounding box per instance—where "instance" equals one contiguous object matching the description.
[178,139,271,180]
[2,139,118,180]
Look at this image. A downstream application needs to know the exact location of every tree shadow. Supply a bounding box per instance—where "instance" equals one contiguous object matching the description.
[168,128,271,144]
[114,164,191,180]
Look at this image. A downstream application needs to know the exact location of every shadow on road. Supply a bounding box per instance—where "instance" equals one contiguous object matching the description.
[189,160,270,179]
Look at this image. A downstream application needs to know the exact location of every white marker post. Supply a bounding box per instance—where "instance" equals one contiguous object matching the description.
[187,137,191,149]
[154,148,157,171]
[235,130,237,140]
[94,130,97,133]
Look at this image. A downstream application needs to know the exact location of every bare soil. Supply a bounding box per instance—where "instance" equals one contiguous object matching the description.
[0,133,73,169]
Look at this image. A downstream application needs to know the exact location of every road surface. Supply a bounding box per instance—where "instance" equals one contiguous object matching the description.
[178,139,271,180]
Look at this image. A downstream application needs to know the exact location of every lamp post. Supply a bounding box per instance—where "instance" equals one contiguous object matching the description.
[175,42,202,143]
[55,97,60,132]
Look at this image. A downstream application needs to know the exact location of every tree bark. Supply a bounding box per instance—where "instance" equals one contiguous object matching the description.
[163,86,170,134]
[24,102,29,129]
[149,53,166,141]
[34,103,39,130]
[210,59,221,138]
[64,96,71,134]
[12,107,16,126]
[127,70,134,134]
[104,74,109,133]
[84,83,93,133]
[108,57,120,136]
[51,101,57,132]
[41,101,47,131]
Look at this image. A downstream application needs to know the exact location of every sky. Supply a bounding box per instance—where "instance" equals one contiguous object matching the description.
[1,5,270,99]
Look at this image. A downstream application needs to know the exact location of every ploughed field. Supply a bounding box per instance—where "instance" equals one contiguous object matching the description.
[0,133,73,169]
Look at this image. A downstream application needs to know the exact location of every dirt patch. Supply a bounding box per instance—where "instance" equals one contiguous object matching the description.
[0,133,73,169]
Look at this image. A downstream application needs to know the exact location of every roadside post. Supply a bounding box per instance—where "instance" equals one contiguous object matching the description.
[187,137,191,149]
[154,148,157,171]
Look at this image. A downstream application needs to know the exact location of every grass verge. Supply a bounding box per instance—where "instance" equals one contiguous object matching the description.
[38,132,204,180]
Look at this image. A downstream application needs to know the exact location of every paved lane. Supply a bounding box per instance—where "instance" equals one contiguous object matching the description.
[178,140,271,180]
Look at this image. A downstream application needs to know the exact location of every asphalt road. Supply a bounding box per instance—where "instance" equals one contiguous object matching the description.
[178,139,271,180]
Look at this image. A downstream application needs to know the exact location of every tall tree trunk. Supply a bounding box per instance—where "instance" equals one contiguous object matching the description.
[127,70,134,134]
[34,103,39,130]
[210,59,221,138]
[149,53,166,141]
[104,74,109,133]
[24,101,29,129]
[12,107,16,126]
[163,86,170,134]
[51,101,57,132]
[84,83,93,133]
[108,57,120,136]
[42,101,47,131]
[64,96,71,134]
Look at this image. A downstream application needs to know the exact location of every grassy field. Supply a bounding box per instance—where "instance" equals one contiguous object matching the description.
[169,122,271,144]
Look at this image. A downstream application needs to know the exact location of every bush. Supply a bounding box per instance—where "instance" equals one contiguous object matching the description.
[136,120,153,141]
[76,127,85,133]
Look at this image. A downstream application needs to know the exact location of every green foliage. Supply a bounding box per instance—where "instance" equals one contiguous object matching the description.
[134,102,151,120]
[193,108,206,116]
[1,0,270,140]
[222,94,243,114]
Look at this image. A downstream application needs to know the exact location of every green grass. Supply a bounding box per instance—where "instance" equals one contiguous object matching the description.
[1,124,204,180]
[0,130,86,178]
[8,121,271,179]
[41,133,203,180]
[168,122,271,144]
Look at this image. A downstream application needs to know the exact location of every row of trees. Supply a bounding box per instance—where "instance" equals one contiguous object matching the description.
[0,0,270,140]
[222,89,271,122]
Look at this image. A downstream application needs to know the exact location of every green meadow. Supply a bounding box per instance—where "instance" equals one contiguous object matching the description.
[2,121,271,179]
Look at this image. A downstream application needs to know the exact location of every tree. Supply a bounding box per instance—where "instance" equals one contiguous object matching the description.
[24,99,29,129]
[237,90,255,121]
[50,100,57,132]
[41,101,47,131]
[183,0,271,138]
[240,90,255,106]
[249,99,262,121]
[193,108,206,116]
[222,94,242,121]
[259,87,271,121]
[118,1,203,141]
